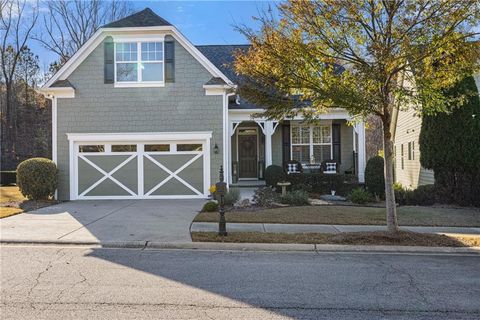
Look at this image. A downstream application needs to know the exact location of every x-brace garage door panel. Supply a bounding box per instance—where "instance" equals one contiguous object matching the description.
[70,133,211,200]
[143,154,204,197]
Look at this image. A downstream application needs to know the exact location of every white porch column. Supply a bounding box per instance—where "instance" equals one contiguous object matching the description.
[264,121,275,167]
[357,121,367,183]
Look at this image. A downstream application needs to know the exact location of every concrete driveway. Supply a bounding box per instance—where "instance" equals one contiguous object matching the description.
[0,200,205,244]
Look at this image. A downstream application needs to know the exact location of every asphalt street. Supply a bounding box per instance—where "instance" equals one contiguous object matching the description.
[1,245,479,319]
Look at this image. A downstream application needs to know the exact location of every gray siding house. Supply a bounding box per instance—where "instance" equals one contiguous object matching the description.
[40,8,367,200]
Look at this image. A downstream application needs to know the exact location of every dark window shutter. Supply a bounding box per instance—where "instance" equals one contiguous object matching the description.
[332,123,341,162]
[104,41,114,84]
[165,40,175,83]
[282,122,291,167]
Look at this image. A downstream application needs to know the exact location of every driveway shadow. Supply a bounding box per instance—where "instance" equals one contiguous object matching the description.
[84,247,480,319]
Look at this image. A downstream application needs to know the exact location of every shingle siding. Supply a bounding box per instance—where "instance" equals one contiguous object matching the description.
[56,38,223,200]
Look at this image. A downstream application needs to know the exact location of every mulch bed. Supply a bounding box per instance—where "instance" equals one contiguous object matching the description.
[191,230,480,247]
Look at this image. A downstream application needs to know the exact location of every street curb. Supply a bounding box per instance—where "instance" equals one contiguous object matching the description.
[1,239,480,254]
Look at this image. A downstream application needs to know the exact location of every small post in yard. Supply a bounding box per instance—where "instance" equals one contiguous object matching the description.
[216,166,227,236]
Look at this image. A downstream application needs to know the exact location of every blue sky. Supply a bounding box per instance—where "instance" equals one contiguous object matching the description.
[31,1,278,71]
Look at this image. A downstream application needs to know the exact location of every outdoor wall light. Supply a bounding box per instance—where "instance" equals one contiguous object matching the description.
[214,143,219,154]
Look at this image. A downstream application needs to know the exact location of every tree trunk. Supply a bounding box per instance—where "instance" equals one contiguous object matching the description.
[383,128,399,232]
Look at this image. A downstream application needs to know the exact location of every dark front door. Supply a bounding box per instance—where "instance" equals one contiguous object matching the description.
[238,134,258,178]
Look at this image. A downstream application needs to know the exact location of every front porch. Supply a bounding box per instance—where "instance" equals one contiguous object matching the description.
[226,109,366,185]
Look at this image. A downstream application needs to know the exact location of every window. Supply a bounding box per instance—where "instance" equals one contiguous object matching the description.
[79,145,104,152]
[112,145,136,152]
[115,41,164,84]
[401,144,404,169]
[408,142,412,160]
[412,141,415,160]
[145,144,170,152]
[291,124,332,163]
[177,144,203,152]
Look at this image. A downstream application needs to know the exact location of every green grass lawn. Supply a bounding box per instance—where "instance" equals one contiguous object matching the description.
[194,205,480,227]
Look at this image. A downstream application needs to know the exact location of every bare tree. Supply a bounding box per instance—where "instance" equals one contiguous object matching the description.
[0,0,39,153]
[35,0,133,63]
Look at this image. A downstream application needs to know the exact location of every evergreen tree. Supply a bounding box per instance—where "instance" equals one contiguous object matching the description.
[420,76,480,206]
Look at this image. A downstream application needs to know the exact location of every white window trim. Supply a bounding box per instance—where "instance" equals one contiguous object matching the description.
[290,123,333,163]
[114,38,165,88]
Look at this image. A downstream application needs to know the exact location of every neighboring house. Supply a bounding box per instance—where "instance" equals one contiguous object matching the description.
[39,8,367,200]
[392,108,434,189]
[392,74,480,189]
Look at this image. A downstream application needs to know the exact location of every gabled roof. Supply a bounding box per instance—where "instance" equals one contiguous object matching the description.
[204,77,227,86]
[102,8,171,28]
[196,45,250,84]
[51,79,74,88]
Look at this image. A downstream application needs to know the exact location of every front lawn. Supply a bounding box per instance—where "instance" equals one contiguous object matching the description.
[0,186,56,219]
[194,205,480,227]
[191,231,480,247]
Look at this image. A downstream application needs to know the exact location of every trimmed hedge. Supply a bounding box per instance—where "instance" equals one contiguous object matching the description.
[265,165,285,188]
[16,158,58,200]
[365,156,385,197]
[286,173,359,196]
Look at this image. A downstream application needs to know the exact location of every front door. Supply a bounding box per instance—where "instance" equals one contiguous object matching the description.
[238,134,258,179]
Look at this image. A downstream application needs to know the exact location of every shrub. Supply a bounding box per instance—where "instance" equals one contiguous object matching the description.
[364,156,385,197]
[201,201,218,212]
[291,182,313,193]
[393,183,437,206]
[280,190,310,206]
[253,186,280,207]
[410,185,436,206]
[286,173,359,196]
[224,188,241,206]
[393,182,408,205]
[16,158,58,200]
[347,187,373,204]
[265,165,285,188]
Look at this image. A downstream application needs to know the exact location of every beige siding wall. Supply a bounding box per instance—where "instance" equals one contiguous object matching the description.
[394,108,434,188]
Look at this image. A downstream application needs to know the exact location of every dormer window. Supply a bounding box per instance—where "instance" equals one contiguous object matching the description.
[114,40,164,87]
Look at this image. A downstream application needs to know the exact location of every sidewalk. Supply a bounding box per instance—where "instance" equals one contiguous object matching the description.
[190,222,480,237]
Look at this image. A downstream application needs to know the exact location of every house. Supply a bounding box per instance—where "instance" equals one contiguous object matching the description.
[392,107,434,189]
[392,74,480,189]
[39,8,367,200]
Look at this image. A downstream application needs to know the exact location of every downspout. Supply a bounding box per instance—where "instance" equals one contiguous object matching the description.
[43,94,58,199]
[224,90,235,186]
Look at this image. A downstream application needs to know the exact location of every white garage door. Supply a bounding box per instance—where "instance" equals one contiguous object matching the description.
[67,132,212,200]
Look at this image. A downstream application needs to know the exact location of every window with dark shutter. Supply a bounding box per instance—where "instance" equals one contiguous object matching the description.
[104,41,114,84]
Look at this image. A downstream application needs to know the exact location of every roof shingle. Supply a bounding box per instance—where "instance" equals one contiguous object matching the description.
[196,45,250,84]
[102,8,171,28]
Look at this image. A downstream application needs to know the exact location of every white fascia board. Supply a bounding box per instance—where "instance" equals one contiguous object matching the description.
[43,26,234,89]
[37,87,75,98]
[66,131,213,142]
